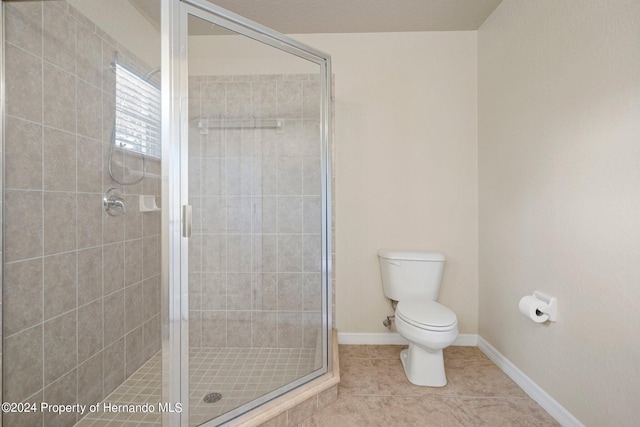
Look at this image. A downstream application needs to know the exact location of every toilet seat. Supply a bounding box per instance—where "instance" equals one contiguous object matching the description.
[396,300,457,332]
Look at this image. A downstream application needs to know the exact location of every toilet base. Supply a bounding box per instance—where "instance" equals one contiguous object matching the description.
[400,346,447,387]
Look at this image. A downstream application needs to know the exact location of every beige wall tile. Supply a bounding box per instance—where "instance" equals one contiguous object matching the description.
[251,81,277,120]
[125,326,144,376]
[43,192,77,255]
[277,120,303,157]
[42,1,76,74]
[103,242,124,295]
[201,311,227,347]
[252,273,277,311]
[277,273,303,311]
[303,80,321,118]
[44,311,77,385]
[5,1,43,56]
[124,239,143,286]
[77,352,105,406]
[142,236,159,280]
[43,63,76,132]
[227,196,252,233]
[4,259,43,336]
[43,252,77,320]
[76,193,103,249]
[124,194,144,240]
[43,369,77,427]
[3,3,163,423]
[76,24,103,88]
[77,81,103,140]
[277,196,303,233]
[227,273,252,310]
[277,235,302,272]
[77,137,103,193]
[302,197,321,234]
[124,282,144,333]
[301,120,320,157]
[102,207,125,244]
[142,210,161,237]
[5,116,43,190]
[103,290,125,346]
[302,313,321,349]
[78,247,102,305]
[78,299,103,363]
[226,311,252,347]
[278,312,302,348]
[317,384,338,410]
[251,311,278,348]
[276,80,303,119]
[303,273,321,312]
[226,82,252,119]
[3,325,44,403]
[5,190,43,262]
[44,127,76,191]
[226,235,252,272]
[303,235,321,273]
[200,273,227,310]
[287,395,317,425]
[277,156,302,195]
[103,339,125,396]
[142,316,161,359]
[5,43,43,122]
[302,156,321,196]
[143,276,161,321]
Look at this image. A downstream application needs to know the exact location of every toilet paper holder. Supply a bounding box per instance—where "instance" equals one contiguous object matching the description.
[530,291,558,322]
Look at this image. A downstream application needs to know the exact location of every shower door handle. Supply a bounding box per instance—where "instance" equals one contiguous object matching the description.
[182,205,192,238]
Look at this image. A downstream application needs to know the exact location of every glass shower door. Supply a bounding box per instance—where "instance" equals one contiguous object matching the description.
[174,1,331,425]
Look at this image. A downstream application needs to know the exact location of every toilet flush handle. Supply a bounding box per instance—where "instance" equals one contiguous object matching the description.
[389,260,401,266]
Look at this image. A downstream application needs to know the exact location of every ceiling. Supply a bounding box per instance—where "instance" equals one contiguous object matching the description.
[131,0,503,34]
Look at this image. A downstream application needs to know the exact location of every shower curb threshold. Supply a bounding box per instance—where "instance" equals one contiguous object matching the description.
[226,329,341,427]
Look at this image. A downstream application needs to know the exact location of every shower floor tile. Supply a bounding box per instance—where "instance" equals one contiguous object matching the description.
[74,347,318,427]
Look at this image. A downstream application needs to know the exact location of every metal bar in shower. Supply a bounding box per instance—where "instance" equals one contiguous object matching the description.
[193,118,284,131]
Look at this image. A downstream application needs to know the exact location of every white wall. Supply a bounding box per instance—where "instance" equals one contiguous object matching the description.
[188,34,320,75]
[295,32,479,334]
[478,1,640,425]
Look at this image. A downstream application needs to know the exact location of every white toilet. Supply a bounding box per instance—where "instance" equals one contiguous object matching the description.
[378,250,458,387]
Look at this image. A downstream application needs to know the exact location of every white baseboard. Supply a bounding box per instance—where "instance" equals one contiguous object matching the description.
[477,336,584,427]
[337,332,478,346]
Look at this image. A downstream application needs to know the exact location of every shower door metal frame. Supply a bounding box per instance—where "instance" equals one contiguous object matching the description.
[0,5,5,424]
[163,0,332,425]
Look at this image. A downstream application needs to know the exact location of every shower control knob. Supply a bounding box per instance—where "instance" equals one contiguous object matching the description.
[104,188,126,216]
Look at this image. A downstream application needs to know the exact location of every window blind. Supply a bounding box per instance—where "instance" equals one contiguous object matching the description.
[114,62,161,159]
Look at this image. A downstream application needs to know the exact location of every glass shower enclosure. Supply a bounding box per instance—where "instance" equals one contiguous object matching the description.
[1,0,332,425]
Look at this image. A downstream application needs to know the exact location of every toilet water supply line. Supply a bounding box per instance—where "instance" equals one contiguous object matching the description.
[383,300,398,330]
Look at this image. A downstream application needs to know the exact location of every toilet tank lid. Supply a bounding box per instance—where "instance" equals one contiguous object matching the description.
[378,250,445,261]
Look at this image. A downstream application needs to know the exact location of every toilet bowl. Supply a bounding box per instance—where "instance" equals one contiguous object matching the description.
[394,300,458,386]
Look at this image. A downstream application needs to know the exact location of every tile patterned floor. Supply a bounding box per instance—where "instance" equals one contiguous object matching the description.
[75,347,318,426]
[75,345,560,426]
[299,345,560,426]
[189,347,318,425]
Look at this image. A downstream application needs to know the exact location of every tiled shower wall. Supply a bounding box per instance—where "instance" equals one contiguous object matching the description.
[188,74,324,350]
[3,2,161,426]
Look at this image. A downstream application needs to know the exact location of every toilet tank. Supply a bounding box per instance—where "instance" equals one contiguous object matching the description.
[378,250,445,302]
